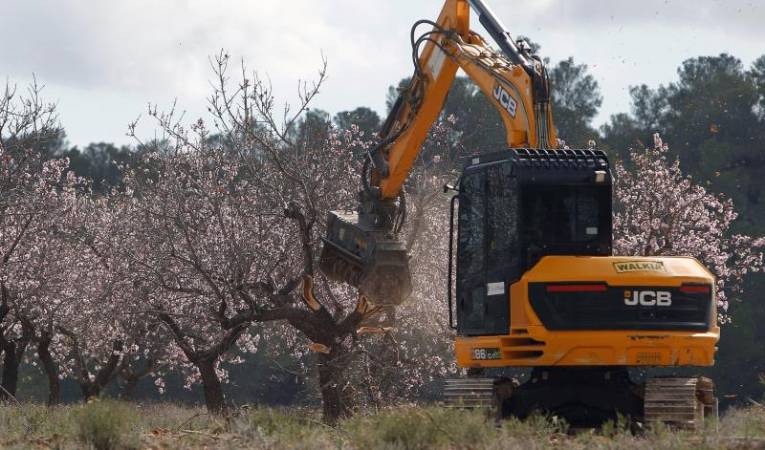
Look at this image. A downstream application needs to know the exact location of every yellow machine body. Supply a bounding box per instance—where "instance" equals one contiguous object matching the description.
[455,256,719,368]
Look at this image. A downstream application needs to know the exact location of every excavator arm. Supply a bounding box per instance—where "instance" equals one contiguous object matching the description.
[376,0,557,199]
[320,0,557,305]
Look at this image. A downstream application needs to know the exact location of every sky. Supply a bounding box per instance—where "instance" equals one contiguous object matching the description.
[1,0,764,148]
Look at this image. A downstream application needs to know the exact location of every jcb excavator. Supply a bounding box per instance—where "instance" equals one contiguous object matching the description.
[319,0,719,428]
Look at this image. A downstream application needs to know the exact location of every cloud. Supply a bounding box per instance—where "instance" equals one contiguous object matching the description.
[0,1,366,91]
[490,0,765,35]
[2,0,763,92]
[0,0,422,144]
[1,0,763,146]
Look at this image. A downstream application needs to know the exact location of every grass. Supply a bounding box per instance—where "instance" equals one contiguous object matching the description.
[0,401,763,449]
[73,400,139,450]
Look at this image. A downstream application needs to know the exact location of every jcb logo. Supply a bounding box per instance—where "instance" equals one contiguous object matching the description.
[624,290,672,306]
[493,85,517,118]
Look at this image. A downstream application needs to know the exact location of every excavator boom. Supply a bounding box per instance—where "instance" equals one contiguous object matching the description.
[320,0,555,305]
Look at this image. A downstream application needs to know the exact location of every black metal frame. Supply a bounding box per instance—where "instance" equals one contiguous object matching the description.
[448,148,613,335]
[447,194,459,330]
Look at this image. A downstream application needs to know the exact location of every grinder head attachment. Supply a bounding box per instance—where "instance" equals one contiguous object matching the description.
[319,211,412,306]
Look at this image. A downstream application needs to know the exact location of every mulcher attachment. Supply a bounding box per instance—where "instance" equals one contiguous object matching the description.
[319,211,412,306]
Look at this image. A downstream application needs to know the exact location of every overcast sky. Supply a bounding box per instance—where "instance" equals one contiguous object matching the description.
[1,0,764,148]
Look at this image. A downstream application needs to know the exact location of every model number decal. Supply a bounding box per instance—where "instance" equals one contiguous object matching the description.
[624,290,672,306]
[472,348,501,360]
[493,85,517,118]
[635,351,663,364]
[614,261,666,273]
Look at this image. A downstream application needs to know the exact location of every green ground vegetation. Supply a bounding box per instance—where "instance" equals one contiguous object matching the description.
[0,401,763,450]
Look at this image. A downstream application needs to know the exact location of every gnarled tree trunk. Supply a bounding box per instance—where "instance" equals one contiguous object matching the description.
[118,357,154,400]
[0,344,20,400]
[79,340,124,400]
[0,320,32,402]
[157,312,247,414]
[37,332,60,405]
[59,327,124,401]
[197,358,225,414]
[317,349,354,423]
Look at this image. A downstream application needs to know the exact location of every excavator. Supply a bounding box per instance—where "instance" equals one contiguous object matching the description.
[319,0,719,429]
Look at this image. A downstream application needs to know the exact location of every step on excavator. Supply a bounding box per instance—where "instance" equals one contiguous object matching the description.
[319,0,719,429]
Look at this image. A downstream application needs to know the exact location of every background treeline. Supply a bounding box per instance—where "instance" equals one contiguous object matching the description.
[9,49,765,409]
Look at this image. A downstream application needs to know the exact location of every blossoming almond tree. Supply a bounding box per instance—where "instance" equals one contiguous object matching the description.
[123,52,415,420]
[0,178,169,404]
[613,134,765,318]
[0,80,146,404]
[115,148,276,413]
[50,194,174,401]
[0,150,79,401]
[0,80,67,402]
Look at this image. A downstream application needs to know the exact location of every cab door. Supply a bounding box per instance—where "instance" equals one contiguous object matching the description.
[456,165,513,336]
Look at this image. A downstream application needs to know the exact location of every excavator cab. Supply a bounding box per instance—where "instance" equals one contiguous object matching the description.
[451,148,612,336]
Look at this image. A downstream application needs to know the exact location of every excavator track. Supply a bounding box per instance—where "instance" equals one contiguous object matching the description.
[441,378,515,420]
[643,377,717,430]
[441,372,718,431]
[442,378,501,418]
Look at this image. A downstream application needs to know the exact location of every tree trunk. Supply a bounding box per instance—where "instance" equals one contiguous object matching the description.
[197,358,225,414]
[317,351,353,424]
[120,376,140,400]
[118,357,154,400]
[74,340,124,401]
[0,344,20,401]
[79,384,99,401]
[37,335,60,405]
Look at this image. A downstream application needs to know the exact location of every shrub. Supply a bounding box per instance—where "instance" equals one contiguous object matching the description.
[226,407,339,449]
[0,404,75,442]
[720,406,765,440]
[344,407,496,450]
[73,400,138,450]
[500,413,569,439]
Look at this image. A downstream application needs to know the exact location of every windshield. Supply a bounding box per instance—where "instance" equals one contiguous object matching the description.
[521,185,610,247]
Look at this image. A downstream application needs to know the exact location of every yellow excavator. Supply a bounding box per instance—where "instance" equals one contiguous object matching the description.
[319,0,719,428]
